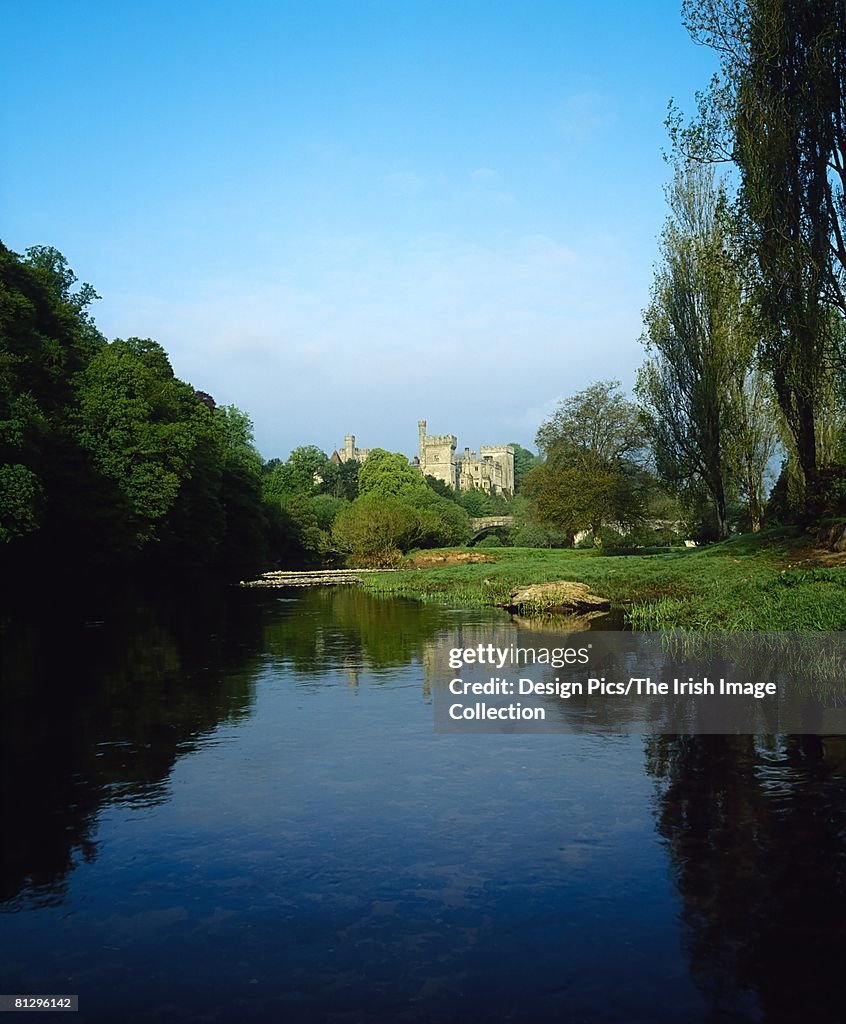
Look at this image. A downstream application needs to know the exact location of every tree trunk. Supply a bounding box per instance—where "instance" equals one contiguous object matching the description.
[714,489,729,540]
[796,394,818,523]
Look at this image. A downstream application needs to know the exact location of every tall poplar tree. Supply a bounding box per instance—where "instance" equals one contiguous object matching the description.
[638,163,750,538]
[677,0,846,516]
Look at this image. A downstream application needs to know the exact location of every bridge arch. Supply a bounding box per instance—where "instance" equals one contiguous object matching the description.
[468,515,515,544]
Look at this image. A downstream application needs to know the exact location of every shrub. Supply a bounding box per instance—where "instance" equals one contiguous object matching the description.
[332,495,420,561]
[476,534,503,548]
[406,489,472,547]
[510,522,570,548]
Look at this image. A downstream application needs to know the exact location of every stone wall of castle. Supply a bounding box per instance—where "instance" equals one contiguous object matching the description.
[417,420,458,489]
[334,434,369,464]
[333,422,515,497]
[457,444,515,496]
[418,421,514,497]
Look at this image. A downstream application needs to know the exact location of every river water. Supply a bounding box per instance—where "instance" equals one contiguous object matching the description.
[2,586,846,1022]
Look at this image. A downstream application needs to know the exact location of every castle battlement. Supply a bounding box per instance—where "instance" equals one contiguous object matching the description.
[335,421,515,497]
[480,444,515,455]
[418,420,514,496]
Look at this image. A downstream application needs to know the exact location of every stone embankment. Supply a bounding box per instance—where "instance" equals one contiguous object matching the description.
[503,581,611,615]
[240,569,398,588]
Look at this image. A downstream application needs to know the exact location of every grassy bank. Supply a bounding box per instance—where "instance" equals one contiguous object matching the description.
[357,529,846,630]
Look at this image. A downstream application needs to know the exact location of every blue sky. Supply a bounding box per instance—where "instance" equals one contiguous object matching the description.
[3,1,718,460]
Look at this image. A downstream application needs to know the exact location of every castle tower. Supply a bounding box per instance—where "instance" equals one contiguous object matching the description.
[337,433,369,463]
[418,420,457,488]
[480,445,516,496]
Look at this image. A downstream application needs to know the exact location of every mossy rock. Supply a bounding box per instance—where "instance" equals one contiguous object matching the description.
[504,581,610,614]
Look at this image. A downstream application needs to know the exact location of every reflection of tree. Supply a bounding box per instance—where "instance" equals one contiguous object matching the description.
[0,584,262,908]
[647,734,846,1023]
[0,585,471,908]
[262,587,449,674]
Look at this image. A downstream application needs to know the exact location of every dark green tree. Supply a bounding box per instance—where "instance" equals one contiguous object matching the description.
[0,243,105,555]
[509,442,539,492]
[74,338,205,550]
[317,457,359,500]
[212,404,268,570]
[357,448,426,498]
[526,380,648,544]
[677,0,846,516]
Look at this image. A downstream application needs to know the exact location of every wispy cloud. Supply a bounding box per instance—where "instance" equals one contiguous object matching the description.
[97,227,646,458]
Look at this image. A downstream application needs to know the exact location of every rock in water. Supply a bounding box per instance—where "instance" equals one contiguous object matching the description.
[505,581,610,614]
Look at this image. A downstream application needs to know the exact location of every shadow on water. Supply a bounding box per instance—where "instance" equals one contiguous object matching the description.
[0,585,490,908]
[0,584,263,908]
[646,734,846,1024]
[3,585,846,1022]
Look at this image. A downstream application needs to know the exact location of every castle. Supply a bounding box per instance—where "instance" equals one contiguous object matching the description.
[333,421,515,497]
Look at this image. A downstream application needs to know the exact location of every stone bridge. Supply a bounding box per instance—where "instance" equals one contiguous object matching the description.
[469,516,515,543]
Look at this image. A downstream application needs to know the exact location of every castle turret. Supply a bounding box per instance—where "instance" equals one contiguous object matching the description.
[418,420,457,489]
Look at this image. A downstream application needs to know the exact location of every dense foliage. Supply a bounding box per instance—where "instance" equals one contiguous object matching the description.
[638,163,778,536]
[0,242,271,577]
[330,449,472,565]
[523,381,655,545]
[670,0,846,522]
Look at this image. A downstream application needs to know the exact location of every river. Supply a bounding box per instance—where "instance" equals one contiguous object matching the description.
[1,585,845,1022]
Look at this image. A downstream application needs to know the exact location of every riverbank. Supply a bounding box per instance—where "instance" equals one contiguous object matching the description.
[357,528,846,630]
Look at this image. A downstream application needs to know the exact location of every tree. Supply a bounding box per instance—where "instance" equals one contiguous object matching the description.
[317,458,359,500]
[676,0,846,516]
[0,243,104,550]
[638,162,768,537]
[0,463,41,543]
[458,487,492,517]
[263,445,330,502]
[212,404,268,569]
[405,488,472,547]
[74,338,202,548]
[509,443,539,492]
[357,449,426,498]
[423,474,457,500]
[0,242,273,576]
[525,380,648,544]
[725,359,779,530]
[332,495,421,566]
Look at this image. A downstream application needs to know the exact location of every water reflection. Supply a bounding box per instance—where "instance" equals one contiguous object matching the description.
[646,735,846,1023]
[0,587,492,909]
[261,586,452,679]
[0,586,260,907]
[2,586,846,1023]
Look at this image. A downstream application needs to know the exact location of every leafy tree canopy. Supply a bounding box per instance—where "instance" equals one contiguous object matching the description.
[509,443,538,492]
[526,380,648,543]
[357,448,426,498]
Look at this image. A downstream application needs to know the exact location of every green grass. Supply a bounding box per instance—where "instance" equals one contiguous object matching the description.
[357,528,846,630]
